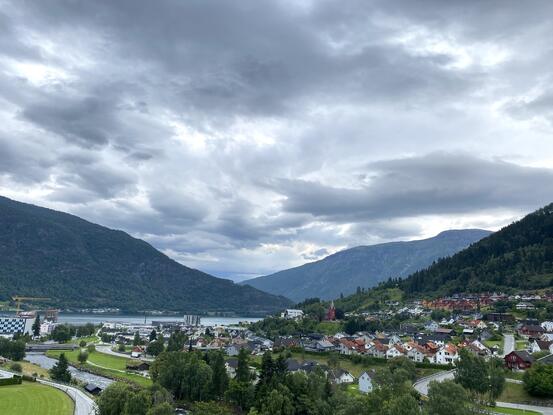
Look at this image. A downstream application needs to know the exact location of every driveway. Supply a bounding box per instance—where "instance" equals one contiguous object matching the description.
[503,334,515,356]
[38,379,97,415]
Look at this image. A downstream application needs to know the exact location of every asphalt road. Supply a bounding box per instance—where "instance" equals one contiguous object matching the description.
[38,379,97,415]
[503,333,515,356]
[413,369,553,415]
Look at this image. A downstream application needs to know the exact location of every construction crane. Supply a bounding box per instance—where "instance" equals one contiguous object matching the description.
[11,296,50,316]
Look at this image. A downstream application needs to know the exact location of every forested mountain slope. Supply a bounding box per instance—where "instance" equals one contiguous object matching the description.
[0,196,291,315]
[402,203,553,295]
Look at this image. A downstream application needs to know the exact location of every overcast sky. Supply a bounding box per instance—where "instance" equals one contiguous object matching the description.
[2,0,553,282]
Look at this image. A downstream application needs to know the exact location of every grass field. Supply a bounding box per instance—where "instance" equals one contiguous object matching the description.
[498,382,553,406]
[515,341,528,351]
[0,382,74,415]
[484,336,504,351]
[47,349,151,387]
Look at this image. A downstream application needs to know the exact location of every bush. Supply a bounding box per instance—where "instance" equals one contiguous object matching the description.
[9,362,22,373]
[22,374,36,382]
[87,344,96,353]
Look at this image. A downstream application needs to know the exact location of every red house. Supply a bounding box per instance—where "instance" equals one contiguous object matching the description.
[504,351,534,370]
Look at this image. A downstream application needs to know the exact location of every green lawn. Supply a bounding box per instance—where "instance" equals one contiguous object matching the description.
[484,336,504,351]
[0,382,74,415]
[515,341,528,351]
[47,349,151,387]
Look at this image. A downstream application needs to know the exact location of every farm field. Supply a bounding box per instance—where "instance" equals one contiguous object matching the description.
[0,382,74,415]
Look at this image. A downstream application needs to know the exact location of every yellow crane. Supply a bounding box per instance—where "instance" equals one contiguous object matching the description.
[11,296,51,316]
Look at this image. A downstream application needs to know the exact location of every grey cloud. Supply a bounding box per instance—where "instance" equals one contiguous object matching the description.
[275,153,553,221]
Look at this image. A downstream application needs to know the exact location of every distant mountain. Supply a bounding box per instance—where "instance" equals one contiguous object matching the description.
[0,196,291,315]
[242,229,491,302]
[402,203,553,296]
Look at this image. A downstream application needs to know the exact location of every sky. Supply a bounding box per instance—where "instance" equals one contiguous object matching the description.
[1,0,553,282]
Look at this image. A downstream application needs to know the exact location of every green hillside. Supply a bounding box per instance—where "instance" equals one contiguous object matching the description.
[402,203,553,296]
[0,196,291,315]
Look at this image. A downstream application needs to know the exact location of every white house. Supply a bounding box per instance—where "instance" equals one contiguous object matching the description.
[281,309,304,320]
[386,345,405,359]
[332,369,355,384]
[434,344,459,365]
[541,322,553,332]
[358,371,374,394]
[407,346,427,363]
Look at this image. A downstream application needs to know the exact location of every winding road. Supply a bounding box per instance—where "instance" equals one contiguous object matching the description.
[413,369,553,415]
[38,379,97,415]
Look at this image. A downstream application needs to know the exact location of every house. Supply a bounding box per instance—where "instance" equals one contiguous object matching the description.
[519,325,545,339]
[126,362,150,372]
[84,383,102,395]
[386,344,406,359]
[516,302,535,311]
[407,344,429,363]
[358,371,374,393]
[504,351,534,370]
[131,346,143,358]
[485,313,515,323]
[434,344,459,365]
[424,321,439,332]
[530,340,553,354]
[541,321,553,332]
[281,309,304,320]
[330,369,355,384]
[225,358,239,378]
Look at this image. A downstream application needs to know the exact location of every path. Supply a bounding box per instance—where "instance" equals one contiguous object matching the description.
[495,401,553,415]
[503,334,515,356]
[37,379,97,415]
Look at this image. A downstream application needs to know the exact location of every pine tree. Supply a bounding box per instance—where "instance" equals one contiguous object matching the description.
[32,314,40,337]
[236,348,251,383]
[210,351,229,399]
[133,331,142,346]
[50,353,71,383]
[149,329,157,342]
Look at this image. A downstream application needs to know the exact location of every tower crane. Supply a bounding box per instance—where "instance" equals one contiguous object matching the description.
[11,296,51,316]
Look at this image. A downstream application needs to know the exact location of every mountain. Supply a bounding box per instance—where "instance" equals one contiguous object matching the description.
[402,203,553,296]
[242,229,491,302]
[0,196,291,315]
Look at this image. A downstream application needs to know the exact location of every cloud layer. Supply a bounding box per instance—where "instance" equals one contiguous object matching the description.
[1,0,553,280]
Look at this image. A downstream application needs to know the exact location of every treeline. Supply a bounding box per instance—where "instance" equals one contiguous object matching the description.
[0,338,25,360]
[50,323,96,343]
[402,202,553,296]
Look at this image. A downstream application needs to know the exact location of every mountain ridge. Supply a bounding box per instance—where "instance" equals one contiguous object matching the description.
[242,229,491,302]
[0,195,292,315]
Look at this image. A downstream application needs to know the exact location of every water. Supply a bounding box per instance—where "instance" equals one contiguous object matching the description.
[25,353,114,389]
[56,313,262,326]
[2,312,261,326]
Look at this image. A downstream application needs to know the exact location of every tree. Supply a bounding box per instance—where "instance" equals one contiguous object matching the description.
[97,383,132,415]
[51,325,72,343]
[524,363,553,397]
[79,340,87,348]
[236,348,251,382]
[146,403,174,415]
[118,343,126,352]
[78,350,89,364]
[0,338,26,361]
[133,331,143,346]
[426,380,473,415]
[209,351,229,399]
[32,314,40,337]
[147,338,165,357]
[88,344,96,353]
[488,357,506,404]
[149,329,157,342]
[50,353,71,383]
[166,330,186,352]
[191,402,234,415]
[259,387,294,415]
[225,379,255,411]
[124,389,151,415]
[455,349,488,397]
[385,394,419,415]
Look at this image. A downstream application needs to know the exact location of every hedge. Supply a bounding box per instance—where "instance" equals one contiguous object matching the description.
[0,375,22,386]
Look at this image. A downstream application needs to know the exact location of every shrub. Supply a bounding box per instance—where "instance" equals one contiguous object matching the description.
[9,362,22,373]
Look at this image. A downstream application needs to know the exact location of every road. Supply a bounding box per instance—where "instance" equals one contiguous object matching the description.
[38,379,97,415]
[413,369,553,415]
[96,344,154,361]
[503,334,515,356]
[413,370,455,396]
